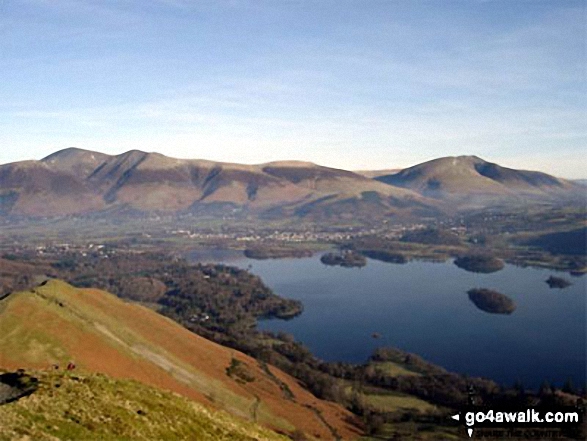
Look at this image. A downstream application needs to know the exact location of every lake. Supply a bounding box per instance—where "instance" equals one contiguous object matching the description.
[191,251,586,389]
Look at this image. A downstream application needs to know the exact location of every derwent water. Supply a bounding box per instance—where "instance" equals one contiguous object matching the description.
[191,252,586,389]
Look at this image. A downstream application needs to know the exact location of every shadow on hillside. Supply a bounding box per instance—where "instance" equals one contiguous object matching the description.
[0,371,38,405]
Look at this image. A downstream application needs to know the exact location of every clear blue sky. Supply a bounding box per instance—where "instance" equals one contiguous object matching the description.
[1,0,585,177]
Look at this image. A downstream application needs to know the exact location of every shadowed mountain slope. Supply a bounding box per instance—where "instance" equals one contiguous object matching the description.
[0,280,360,440]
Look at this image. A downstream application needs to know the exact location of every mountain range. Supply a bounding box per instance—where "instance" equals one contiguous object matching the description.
[0,148,582,220]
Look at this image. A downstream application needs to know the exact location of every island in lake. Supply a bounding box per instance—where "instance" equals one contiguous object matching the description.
[545,276,572,289]
[454,255,504,273]
[467,288,516,314]
[320,251,367,268]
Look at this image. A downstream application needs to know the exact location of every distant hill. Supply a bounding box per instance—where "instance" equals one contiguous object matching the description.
[0,280,360,440]
[376,156,582,209]
[0,149,581,220]
[0,369,287,440]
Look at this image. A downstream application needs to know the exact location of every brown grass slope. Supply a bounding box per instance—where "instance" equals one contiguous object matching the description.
[0,280,360,440]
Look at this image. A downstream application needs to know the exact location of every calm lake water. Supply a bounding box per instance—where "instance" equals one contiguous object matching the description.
[191,251,586,389]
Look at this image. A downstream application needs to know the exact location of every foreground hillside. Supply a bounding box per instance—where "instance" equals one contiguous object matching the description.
[0,369,286,441]
[0,280,360,440]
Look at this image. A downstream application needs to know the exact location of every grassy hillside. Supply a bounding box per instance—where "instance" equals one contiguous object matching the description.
[0,280,360,440]
[0,369,287,441]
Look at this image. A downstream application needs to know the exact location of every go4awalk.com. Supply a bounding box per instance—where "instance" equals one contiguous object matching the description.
[450,405,585,439]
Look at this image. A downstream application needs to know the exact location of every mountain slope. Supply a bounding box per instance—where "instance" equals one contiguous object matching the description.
[0,369,287,441]
[0,280,360,440]
[376,155,581,207]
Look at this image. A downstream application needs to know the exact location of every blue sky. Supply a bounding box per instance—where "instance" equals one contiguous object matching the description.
[0,0,585,177]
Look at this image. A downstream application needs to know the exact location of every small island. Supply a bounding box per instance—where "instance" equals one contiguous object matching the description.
[545,276,572,289]
[320,251,367,268]
[454,255,504,273]
[467,288,516,314]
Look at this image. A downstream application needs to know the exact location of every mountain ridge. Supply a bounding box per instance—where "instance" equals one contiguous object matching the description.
[1,148,436,219]
[0,148,582,220]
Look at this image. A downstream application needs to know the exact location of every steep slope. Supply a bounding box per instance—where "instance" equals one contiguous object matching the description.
[0,280,360,440]
[376,156,581,207]
[0,369,287,441]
